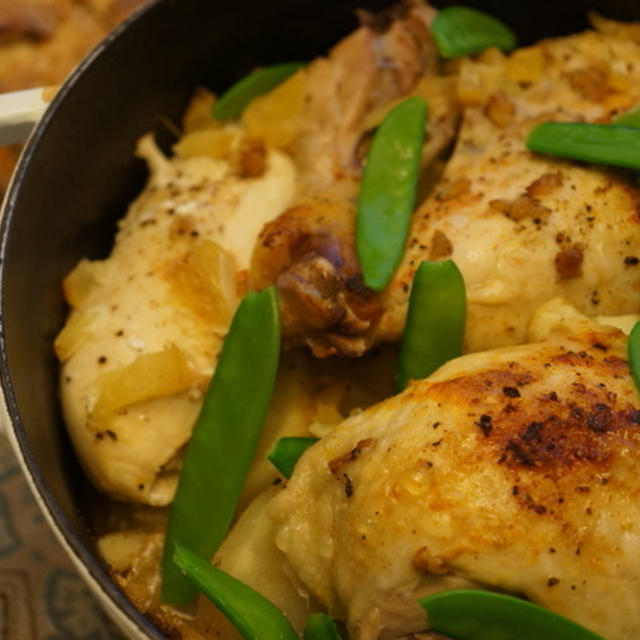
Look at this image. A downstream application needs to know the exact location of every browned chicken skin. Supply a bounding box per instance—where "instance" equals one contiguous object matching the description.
[271,307,640,640]
[379,22,640,351]
[253,12,640,357]
[252,197,382,356]
[251,0,460,356]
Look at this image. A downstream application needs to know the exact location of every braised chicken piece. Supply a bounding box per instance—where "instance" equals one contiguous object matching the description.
[251,0,461,355]
[289,0,454,196]
[255,14,640,356]
[380,22,640,353]
[54,5,640,640]
[271,301,640,640]
[57,135,297,505]
[251,197,383,357]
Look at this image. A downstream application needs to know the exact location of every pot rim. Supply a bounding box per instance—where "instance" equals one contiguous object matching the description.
[0,1,168,637]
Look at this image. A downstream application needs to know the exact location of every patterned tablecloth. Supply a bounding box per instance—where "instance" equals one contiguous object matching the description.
[0,434,123,640]
[0,3,153,637]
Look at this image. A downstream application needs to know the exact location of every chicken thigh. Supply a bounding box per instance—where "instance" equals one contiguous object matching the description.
[380,23,640,352]
[250,0,461,356]
[271,303,640,640]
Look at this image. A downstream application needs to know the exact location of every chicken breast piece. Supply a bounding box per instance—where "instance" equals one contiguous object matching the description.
[271,302,640,640]
[379,23,640,353]
[56,135,296,505]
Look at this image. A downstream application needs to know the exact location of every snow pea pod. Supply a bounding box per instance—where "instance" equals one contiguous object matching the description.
[613,106,640,127]
[431,6,516,58]
[213,62,305,120]
[268,436,318,478]
[527,122,640,169]
[419,590,604,640]
[303,614,343,640]
[161,287,281,605]
[356,96,427,291]
[395,260,466,391]
[173,543,298,640]
[628,321,640,393]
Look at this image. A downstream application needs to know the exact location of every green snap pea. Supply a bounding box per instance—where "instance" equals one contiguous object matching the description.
[419,590,604,640]
[161,287,281,605]
[613,105,640,127]
[527,122,640,169]
[356,96,427,291]
[213,62,306,121]
[173,543,298,640]
[628,321,640,393]
[431,6,516,58]
[395,260,466,391]
[267,437,318,478]
[303,613,343,640]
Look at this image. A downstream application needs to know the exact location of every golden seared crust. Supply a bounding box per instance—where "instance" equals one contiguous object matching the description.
[271,317,640,640]
[425,342,635,482]
[251,197,383,357]
[377,22,640,353]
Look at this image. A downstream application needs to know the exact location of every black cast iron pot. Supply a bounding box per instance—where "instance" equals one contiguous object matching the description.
[1,0,639,636]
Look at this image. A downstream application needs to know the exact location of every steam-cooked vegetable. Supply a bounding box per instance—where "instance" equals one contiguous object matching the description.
[613,106,640,127]
[213,62,306,121]
[431,6,516,58]
[356,96,427,290]
[527,122,640,169]
[303,614,343,640]
[419,590,604,640]
[628,321,640,393]
[267,437,319,478]
[395,260,466,391]
[161,287,281,605]
[173,543,298,640]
